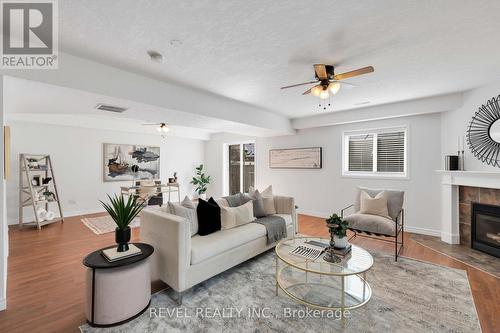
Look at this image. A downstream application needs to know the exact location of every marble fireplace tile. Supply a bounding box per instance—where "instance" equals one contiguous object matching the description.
[479,188,500,206]
[459,186,479,204]
[459,222,471,246]
[459,203,471,224]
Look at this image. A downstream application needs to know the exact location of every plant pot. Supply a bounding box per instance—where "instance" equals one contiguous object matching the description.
[199,193,207,200]
[334,235,349,249]
[115,227,131,252]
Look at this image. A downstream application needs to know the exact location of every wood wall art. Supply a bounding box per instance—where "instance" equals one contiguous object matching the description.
[269,147,322,169]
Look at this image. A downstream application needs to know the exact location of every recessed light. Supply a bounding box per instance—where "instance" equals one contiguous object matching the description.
[147,50,164,63]
[170,39,182,47]
[354,101,370,106]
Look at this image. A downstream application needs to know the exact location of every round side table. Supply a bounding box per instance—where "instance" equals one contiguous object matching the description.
[83,242,154,327]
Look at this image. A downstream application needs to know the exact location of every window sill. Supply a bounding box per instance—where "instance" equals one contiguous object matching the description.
[341,172,409,181]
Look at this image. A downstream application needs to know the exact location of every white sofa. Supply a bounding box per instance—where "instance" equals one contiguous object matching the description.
[140,195,296,304]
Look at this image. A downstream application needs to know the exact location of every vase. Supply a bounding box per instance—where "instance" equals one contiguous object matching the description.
[115,227,131,252]
[334,235,349,249]
[199,193,207,200]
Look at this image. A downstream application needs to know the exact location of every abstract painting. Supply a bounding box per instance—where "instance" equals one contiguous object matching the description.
[269,147,322,169]
[103,143,160,182]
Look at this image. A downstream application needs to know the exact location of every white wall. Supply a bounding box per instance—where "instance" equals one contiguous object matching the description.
[441,80,500,171]
[6,121,204,224]
[205,113,443,236]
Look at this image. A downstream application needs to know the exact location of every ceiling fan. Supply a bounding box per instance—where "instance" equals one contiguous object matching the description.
[280,64,374,100]
[142,122,170,137]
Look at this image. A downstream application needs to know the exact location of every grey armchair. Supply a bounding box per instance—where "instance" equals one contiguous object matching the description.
[342,187,404,261]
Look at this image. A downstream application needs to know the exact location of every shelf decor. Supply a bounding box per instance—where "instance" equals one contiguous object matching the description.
[19,154,64,229]
[467,94,500,167]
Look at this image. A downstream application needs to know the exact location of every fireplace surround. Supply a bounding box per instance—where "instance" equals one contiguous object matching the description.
[471,203,500,257]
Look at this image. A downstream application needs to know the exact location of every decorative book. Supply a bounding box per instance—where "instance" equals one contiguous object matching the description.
[102,244,142,262]
[331,244,352,256]
[290,244,325,260]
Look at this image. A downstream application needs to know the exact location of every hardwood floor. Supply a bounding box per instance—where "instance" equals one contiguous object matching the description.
[0,213,498,333]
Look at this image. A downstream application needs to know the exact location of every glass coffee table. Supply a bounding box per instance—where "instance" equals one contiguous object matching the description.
[275,237,373,317]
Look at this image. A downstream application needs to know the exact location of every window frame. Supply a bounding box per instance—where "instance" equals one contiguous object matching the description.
[222,140,256,196]
[342,126,409,180]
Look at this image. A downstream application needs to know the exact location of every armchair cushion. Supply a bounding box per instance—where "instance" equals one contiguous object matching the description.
[345,213,396,236]
[355,187,404,221]
[359,190,391,219]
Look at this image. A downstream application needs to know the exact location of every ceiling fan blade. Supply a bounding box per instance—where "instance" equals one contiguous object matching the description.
[302,86,315,95]
[333,66,374,80]
[314,64,328,80]
[330,80,357,87]
[142,123,160,126]
[280,81,318,89]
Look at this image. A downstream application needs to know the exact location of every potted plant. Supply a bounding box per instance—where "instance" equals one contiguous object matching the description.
[325,213,349,249]
[190,164,210,200]
[100,194,144,252]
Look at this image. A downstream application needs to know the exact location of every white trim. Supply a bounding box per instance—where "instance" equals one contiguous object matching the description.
[404,226,442,237]
[0,297,5,311]
[297,209,329,218]
[8,207,104,225]
[222,140,256,196]
[440,231,461,244]
[342,125,409,179]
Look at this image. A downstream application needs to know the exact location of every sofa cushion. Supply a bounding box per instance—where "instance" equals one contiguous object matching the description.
[168,202,198,236]
[359,190,391,219]
[190,223,266,265]
[355,187,404,221]
[196,198,221,236]
[220,200,255,230]
[249,185,276,215]
[223,193,242,207]
[344,213,396,236]
[181,195,196,209]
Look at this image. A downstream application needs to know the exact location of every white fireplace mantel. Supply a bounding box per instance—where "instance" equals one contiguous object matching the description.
[437,170,500,244]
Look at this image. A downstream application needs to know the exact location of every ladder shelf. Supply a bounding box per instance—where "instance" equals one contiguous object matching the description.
[19,154,64,230]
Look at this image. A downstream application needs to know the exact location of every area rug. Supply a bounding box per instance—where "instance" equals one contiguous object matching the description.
[81,215,140,235]
[411,233,500,278]
[79,249,481,333]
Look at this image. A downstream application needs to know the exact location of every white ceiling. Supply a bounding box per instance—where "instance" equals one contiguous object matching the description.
[58,0,500,119]
[3,77,285,139]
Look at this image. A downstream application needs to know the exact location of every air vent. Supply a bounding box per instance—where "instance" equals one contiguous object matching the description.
[95,104,128,113]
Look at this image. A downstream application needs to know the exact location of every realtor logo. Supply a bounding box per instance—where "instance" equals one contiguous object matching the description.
[1,0,58,69]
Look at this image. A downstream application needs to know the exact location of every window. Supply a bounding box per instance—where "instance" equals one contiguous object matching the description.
[343,128,407,177]
[226,142,255,195]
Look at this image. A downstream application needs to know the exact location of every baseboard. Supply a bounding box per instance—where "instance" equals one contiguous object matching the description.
[404,226,442,237]
[297,209,329,218]
[8,208,104,226]
[440,231,460,244]
[0,297,6,311]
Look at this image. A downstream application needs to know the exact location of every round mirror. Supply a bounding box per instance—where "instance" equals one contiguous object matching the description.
[490,119,500,143]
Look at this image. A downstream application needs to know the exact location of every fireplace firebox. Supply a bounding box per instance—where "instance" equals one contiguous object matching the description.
[471,203,500,257]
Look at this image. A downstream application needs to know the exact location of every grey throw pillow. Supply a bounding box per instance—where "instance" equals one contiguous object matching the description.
[250,190,267,218]
[223,193,243,207]
[168,201,198,236]
[181,195,196,209]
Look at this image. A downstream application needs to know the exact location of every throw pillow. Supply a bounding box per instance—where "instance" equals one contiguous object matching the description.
[196,197,221,236]
[215,198,229,207]
[223,193,242,207]
[255,185,276,215]
[359,190,391,219]
[181,195,196,209]
[220,200,255,230]
[168,201,198,236]
[251,190,267,218]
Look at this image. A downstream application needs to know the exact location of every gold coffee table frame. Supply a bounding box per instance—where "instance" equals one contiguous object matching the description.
[275,237,373,316]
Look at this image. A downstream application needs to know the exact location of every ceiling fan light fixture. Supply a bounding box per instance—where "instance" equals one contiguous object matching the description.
[311,85,322,97]
[328,82,341,95]
[319,90,330,99]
